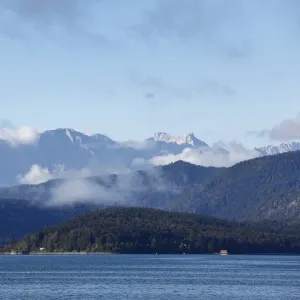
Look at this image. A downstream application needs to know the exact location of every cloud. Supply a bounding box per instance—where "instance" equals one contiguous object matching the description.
[132,71,235,101]
[17,159,171,206]
[0,0,80,37]
[16,163,124,204]
[1,0,82,25]
[47,165,168,206]
[246,129,270,138]
[120,139,154,150]
[131,157,147,165]
[249,113,300,141]
[131,0,252,59]
[18,164,54,185]
[0,126,40,146]
[268,114,300,141]
[0,0,109,45]
[17,162,126,186]
[150,142,258,167]
[131,0,300,63]
[49,178,123,206]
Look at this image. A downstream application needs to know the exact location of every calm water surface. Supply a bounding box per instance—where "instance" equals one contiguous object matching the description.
[0,255,300,299]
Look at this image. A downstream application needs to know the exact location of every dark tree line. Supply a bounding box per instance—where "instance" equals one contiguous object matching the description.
[173,151,300,221]
[9,207,300,254]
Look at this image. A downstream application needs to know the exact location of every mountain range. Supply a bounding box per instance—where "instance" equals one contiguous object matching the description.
[1,127,300,186]
[2,150,300,244]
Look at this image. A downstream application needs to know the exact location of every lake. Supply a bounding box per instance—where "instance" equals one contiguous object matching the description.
[0,255,299,299]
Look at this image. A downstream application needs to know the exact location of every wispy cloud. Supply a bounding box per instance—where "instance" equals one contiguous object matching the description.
[17,164,54,184]
[48,167,171,207]
[17,161,172,207]
[120,139,155,150]
[49,178,123,206]
[268,114,300,141]
[246,129,270,138]
[0,125,40,146]
[248,113,300,141]
[150,142,258,167]
[132,72,234,102]
[0,0,109,45]
[131,0,252,59]
[1,0,84,26]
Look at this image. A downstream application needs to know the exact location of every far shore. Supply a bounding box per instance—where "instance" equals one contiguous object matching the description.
[0,251,115,255]
[1,252,300,256]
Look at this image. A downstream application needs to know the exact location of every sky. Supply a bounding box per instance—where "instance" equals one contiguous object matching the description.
[1,0,300,147]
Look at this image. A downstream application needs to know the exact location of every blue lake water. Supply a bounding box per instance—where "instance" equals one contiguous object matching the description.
[0,255,300,299]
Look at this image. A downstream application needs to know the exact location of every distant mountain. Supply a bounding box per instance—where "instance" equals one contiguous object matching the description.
[0,128,210,185]
[255,142,300,156]
[150,132,209,147]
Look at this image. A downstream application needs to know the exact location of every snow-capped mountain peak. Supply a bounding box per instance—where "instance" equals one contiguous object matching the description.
[152,132,172,143]
[152,132,208,147]
[255,142,300,156]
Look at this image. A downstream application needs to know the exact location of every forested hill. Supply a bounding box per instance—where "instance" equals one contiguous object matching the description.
[175,150,300,220]
[0,199,103,245]
[12,207,300,254]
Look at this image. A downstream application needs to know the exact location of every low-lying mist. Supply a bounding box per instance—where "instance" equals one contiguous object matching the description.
[4,164,180,208]
[7,142,259,207]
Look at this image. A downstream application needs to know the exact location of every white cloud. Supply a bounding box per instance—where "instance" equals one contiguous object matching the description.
[120,139,154,150]
[131,157,149,167]
[49,178,123,206]
[17,164,122,205]
[17,164,96,185]
[17,159,169,206]
[47,166,167,206]
[250,113,300,141]
[0,0,110,46]
[150,142,258,167]
[0,126,40,146]
[18,164,54,185]
[269,113,300,141]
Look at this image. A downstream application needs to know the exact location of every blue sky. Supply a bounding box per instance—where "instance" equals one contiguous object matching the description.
[1,0,300,147]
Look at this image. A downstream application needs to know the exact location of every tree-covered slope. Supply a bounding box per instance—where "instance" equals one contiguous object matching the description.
[180,151,300,220]
[12,207,300,254]
[0,199,104,245]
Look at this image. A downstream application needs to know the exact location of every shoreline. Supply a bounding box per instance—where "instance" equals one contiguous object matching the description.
[0,251,115,255]
[1,252,300,256]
